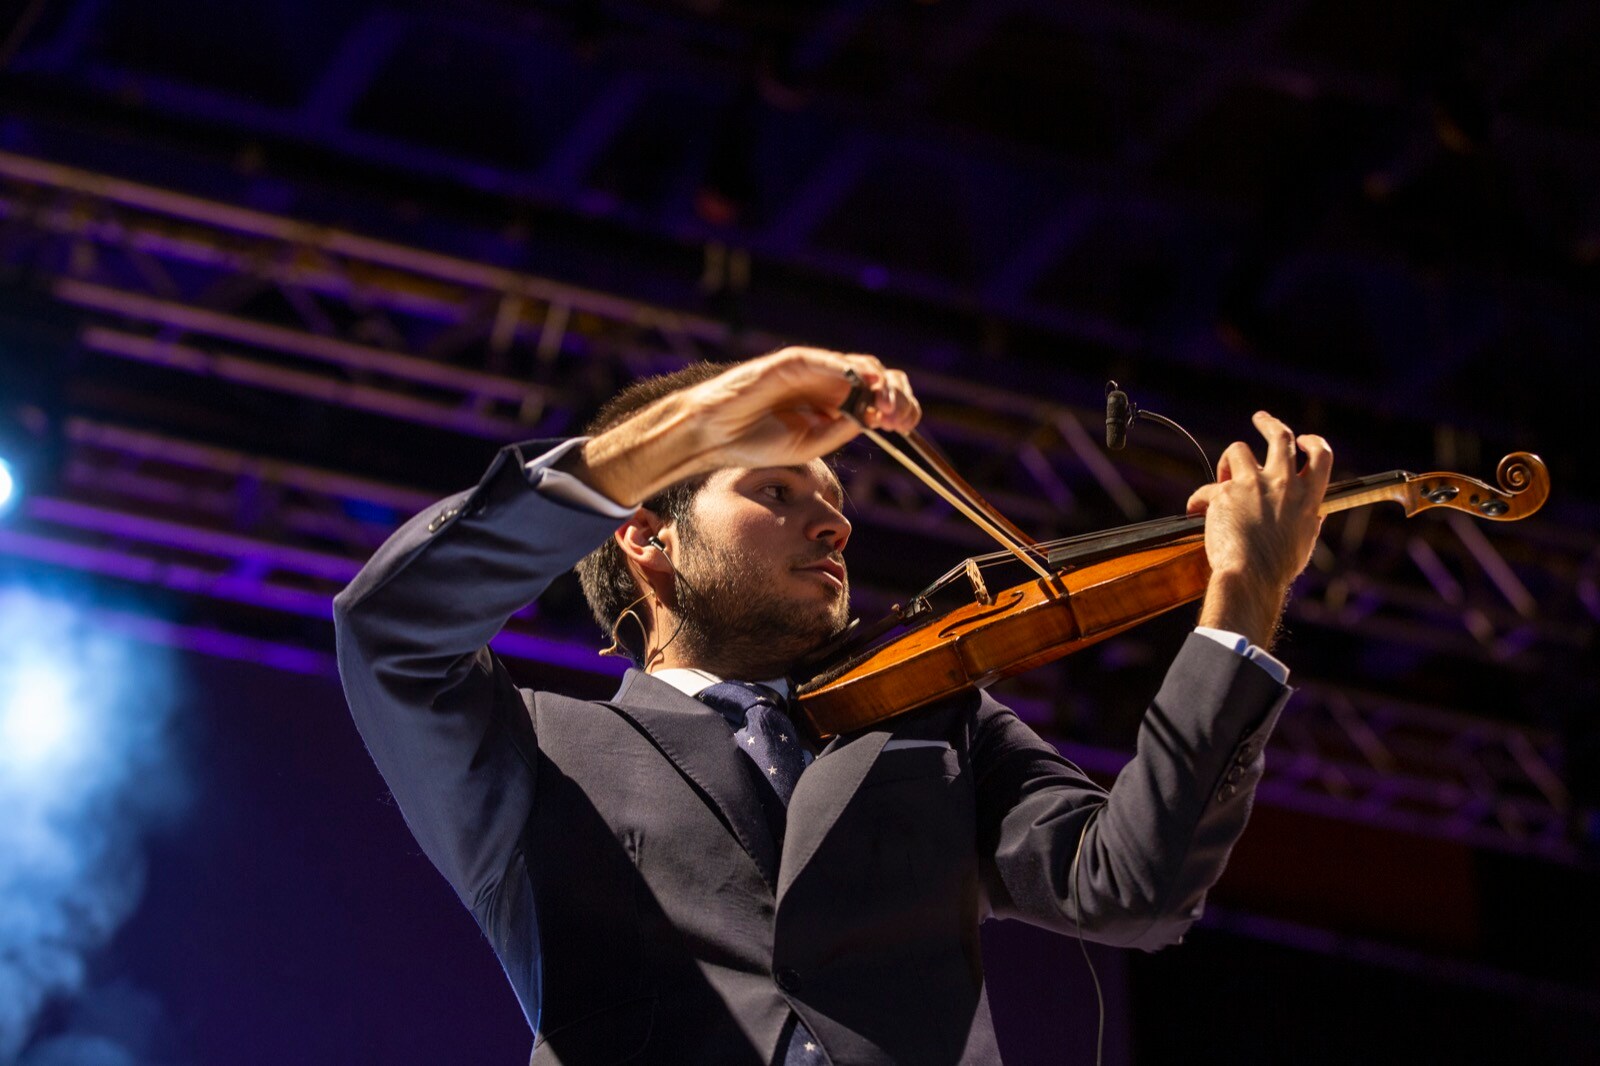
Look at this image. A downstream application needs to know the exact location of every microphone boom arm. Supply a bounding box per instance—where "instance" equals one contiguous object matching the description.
[1105,380,1215,482]
[1134,409,1215,482]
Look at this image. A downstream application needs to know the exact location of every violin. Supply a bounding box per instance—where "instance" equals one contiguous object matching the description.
[789,378,1550,740]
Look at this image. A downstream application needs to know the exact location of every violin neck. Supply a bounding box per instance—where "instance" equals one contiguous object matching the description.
[1317,471,1412,517]
[1045,471,1413,570]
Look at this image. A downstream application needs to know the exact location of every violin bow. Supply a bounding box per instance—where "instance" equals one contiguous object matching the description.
[840,369,1053,581]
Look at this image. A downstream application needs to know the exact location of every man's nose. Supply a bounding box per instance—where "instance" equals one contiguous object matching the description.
[809,500,851,552]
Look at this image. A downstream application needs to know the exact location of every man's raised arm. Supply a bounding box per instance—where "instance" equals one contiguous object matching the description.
[332,349,920,906]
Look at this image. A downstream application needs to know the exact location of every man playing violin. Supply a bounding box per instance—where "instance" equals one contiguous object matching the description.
[334,347,1331,1064]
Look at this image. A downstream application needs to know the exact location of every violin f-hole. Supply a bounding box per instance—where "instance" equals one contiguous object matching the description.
[937,589,1026,640]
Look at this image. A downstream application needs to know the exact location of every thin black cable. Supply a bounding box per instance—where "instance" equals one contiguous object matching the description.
[1135,410,1215,483]
[1069,803,1108,1066]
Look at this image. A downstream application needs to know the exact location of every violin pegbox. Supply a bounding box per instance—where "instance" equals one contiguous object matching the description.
[1404,452,1549,521]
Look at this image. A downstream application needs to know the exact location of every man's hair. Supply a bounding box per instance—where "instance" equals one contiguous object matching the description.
[574,360,731,654]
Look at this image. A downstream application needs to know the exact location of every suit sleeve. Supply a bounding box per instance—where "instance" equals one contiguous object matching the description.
[332,440,625,909]
[973,632,1291,950]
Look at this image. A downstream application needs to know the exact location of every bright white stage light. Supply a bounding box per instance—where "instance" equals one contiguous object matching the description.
[0,582,186,1060]
[0,457,15,513]
[1,664,76,770]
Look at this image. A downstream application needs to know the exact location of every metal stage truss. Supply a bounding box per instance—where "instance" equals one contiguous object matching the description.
[0,152,1591,866]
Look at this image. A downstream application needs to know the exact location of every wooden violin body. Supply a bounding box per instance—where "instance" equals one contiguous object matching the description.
[793,452,1550,740]
[797,538,1208,736]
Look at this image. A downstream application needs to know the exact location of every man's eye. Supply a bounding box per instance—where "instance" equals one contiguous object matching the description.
[761,484,789,501]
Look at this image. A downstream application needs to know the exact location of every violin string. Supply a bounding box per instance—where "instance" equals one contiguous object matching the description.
[964,513,1204,571]
[895,434,1406,606]
[911,511,1204,603]
[957,472,1399,575]
[911,471,1413,607]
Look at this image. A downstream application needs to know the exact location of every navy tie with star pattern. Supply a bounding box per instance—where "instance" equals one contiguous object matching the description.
[697,681,813,804]
[695,681,827,1065]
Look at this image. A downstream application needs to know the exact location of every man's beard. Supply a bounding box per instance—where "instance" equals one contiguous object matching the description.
[667,533,850,680]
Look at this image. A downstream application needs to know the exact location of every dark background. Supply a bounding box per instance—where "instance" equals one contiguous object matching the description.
[0,0,1596,1062]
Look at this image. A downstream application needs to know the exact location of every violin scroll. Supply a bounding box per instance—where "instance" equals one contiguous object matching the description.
[1404,452,1548,521]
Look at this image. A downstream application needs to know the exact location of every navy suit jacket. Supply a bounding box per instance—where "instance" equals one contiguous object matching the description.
[333,441,1292,1065]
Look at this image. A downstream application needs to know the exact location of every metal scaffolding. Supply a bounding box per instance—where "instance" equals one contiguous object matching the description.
[0,151,1590,864]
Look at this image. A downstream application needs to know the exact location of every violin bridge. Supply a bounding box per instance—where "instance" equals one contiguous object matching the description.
[964,558,994,605]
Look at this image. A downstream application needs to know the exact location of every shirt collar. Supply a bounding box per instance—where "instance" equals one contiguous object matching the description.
[650,667,790,700]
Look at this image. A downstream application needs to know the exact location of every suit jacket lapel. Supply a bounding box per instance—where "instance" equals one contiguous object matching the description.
[777,728,891,902]
[608,669,781,890]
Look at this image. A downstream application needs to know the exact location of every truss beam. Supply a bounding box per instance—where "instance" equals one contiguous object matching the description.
[0,152,1590,865]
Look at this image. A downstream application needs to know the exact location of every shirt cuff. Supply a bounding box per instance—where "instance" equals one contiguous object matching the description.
[523,438,637,520]
[1194,626,1291,685]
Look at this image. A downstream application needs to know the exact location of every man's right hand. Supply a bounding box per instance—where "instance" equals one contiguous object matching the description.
[572,348,921,507]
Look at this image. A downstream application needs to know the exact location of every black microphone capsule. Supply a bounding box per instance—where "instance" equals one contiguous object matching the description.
[1105,388,1130,450]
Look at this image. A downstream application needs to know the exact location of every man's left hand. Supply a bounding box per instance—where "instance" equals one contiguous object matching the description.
[1186,411,1332,649]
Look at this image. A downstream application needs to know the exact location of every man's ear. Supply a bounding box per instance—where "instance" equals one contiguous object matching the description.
[616,511,672,574]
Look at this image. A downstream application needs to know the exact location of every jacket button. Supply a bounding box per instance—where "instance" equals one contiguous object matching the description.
[1217,782,1237,801]
[775,968,802,993]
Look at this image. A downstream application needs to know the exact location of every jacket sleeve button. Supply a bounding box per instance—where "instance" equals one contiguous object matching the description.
[775,968,803,993]
[427,506,461,533]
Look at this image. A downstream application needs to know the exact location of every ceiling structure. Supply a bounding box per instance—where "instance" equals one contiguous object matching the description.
[0,0,1596,984]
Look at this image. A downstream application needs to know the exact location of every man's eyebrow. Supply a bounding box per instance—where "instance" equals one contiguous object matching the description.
[754,465,846,507]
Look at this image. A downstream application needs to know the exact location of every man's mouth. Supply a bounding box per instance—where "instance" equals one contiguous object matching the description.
[797,558,847,590]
